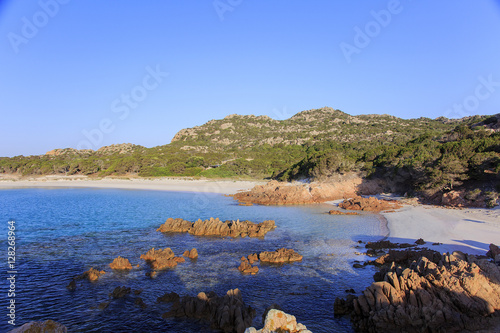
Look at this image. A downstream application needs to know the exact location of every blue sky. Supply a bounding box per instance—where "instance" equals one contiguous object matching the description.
[1,0,499,157]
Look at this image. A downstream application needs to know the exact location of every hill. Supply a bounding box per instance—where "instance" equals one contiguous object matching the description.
[0,108,497,206]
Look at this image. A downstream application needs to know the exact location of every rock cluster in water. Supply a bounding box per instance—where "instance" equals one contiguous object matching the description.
[140,247,185,271]
[8,320,67,333]
[78,267,105,282]
[244,309,312,333]
[259,248,303,264]
[183,248,198,259]
[161,288,255,333]
[157,217,276,238]
[335,251,500,332]
[109,256,132,270]
[238,248,303,274]
[338,196,402,212]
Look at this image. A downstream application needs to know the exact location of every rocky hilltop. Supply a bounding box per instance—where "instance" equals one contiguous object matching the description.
[170,107,471,150]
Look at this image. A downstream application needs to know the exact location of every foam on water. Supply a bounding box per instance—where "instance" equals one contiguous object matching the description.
[0,188,385,332]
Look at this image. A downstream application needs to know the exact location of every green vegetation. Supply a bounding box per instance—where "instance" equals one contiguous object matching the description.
[1,107,498,204]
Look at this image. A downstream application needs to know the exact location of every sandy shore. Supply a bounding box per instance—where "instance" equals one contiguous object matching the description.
[0,176,264,195]
[382,204,500,256]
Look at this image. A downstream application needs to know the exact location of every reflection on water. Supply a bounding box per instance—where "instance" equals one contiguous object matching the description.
[0,188,384,332]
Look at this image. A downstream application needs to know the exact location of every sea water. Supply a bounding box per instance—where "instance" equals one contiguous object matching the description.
[0,188,386,332]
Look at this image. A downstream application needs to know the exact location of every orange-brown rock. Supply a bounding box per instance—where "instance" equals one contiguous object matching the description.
[238,257,259,274]
[157,217,276,238]
[247,253,259,264]
[338,196,402,212]
[162,289,255,333]
[109,256,132,270]
[336,252,500,332]
[441,190,466,207]
[232,180,359,205]
[78,267,105,282]
[183,248,198,259]
[329,209,360,215]
[259,248,303,264]
[140,248,178,270]
[173,256,185,263]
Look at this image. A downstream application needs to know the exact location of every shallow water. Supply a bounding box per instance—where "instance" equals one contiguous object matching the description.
[0,188,385,332]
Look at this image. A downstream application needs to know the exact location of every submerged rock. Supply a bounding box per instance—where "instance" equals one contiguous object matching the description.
[336,252,500,332]
[8,320,67,333]
[162,288,255,333]
[109,256,132,270]
[244,309,311,333]
[110,286,131,299]
[157,217,276,238]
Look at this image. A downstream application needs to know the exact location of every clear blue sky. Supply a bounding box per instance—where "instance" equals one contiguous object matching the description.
[1,1,500,157]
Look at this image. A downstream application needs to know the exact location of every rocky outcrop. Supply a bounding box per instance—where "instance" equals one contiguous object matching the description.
[238,257,259,274]
[336,252,500,332]
[232,180,359,205]
[329,209,360,215]
[162,288,255,333]
[8,320,67,333]
[258,248,303,264]
[244,309,312,333]
[140,248,181,270]
[109,256,132,270]
[78,267,105,282]
[183,248,198,259]
[339,196,402,212]
[157,217,276,238]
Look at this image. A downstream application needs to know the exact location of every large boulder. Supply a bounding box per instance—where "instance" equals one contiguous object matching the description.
[336,252,500,332]
[244,309,312,333]
[157,217,276,238]
[109,256,132,270]
[8,320,67,333]
[162,288,255,333]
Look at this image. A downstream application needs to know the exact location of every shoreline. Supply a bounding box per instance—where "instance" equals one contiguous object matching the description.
[0,176,264,195]
[381,204,500,256]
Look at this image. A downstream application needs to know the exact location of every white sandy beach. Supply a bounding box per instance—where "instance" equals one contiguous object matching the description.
[382,204,500,256]
[0,175,264,195]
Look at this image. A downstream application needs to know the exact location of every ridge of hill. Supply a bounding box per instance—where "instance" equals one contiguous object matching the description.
[170,107,478,150]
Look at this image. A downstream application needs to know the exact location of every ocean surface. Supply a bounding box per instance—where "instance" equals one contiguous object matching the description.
[0,188,386,332]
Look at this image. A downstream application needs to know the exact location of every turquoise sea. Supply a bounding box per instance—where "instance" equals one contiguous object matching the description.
[0,188,386,332]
